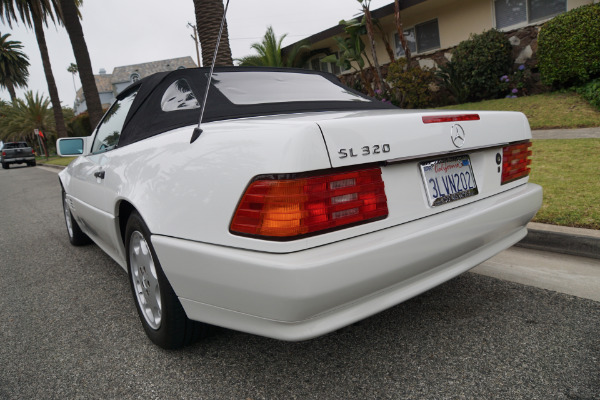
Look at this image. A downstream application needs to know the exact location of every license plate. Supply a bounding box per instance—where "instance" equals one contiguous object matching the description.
[420,155,478,207]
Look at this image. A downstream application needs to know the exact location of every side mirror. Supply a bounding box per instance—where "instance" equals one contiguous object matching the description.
[57,137,88,157]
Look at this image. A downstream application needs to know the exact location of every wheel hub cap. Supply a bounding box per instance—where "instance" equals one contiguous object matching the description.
[129,231,162,330]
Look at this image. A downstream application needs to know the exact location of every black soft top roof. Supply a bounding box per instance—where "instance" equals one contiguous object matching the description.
[118,66,397,148]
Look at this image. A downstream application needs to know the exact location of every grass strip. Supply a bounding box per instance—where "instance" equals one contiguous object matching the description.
[37,156,76,166]
[529,139,600,229]
[439,92,600,130]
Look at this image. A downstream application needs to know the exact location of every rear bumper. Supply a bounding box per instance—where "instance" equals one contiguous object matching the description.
[152,183,542,341]
[3,156,35,164]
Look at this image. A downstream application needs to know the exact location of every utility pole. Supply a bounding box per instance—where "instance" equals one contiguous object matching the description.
[187,22,202,67]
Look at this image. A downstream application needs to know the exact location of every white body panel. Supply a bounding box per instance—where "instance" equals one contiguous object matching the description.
[59,108,542,340]
[153,183,541,340]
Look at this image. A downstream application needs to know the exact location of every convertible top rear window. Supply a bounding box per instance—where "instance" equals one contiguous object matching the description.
[212,72,370,105]
[118,67,396,148]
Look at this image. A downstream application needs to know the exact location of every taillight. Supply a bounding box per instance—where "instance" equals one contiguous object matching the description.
[230,167,388,239]
[502,141,532,184]
[32,149,36,155]
[422,114,480,124]
[1,151,5,156]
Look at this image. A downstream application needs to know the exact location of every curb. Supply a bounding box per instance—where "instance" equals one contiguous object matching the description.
[516,222,600,260]
[38,163,66,170]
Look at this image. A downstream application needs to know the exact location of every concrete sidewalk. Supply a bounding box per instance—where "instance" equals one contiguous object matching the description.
[532,126,600,139]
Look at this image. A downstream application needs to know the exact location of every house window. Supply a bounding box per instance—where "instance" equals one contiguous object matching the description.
[494,0,566,29]
[309,56,341,75]
[394,19,440,56]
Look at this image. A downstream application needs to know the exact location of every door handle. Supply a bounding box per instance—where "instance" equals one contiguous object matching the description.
[94,171,105,179]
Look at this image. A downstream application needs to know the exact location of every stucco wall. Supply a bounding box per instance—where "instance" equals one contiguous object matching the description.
[307,0,594,76]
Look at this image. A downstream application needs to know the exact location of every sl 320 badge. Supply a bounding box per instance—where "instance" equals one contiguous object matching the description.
[338,144,391,159]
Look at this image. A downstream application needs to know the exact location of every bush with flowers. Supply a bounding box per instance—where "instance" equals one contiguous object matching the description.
[499,64,533,98]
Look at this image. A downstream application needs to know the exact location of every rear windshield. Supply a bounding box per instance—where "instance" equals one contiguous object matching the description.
[3,142,28,149]
[211,72,370,105]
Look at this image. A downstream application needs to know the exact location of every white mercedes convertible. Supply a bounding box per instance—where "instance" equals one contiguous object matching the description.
[57,67,542,349]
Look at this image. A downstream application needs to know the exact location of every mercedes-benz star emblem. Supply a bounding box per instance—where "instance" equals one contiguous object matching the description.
[451,124,465,148]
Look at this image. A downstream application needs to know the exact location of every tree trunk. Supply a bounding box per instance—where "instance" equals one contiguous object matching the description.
[59,0,104,129]
[31,5,68,138]
[394,0,412,68]
[377,24,395,63]
[193,0,233,67]
[358,65,375,97]
[6,80,16,102]
[362,5,386,94]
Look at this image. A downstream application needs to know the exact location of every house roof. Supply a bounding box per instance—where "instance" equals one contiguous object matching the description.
[111,56,197,84]
[281,0,425,53]
[75,73,115,103]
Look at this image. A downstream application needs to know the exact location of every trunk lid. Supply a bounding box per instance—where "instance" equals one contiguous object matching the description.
[315,110,530,168]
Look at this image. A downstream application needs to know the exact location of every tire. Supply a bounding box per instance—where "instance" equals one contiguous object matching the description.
[62,190,91,246]
[28,161,36,167]
[125,211,208,349]
[2,162,8,169]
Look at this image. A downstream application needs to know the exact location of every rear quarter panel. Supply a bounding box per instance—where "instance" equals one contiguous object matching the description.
[104,119,332,250]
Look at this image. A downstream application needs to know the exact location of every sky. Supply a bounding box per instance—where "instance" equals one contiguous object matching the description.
[0,0,393,108]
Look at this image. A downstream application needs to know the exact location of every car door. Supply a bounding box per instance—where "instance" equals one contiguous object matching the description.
[67,89,138,258]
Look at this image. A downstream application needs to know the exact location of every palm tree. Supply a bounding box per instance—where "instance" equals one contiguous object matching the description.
[0,32,29,102]
[238,26,309,67]
[193,0,233,66]
[0,0,68,138]
[59,0,104,129]
[358,0,385,93]
[67,62,77,93]
[1,91,54,143]
[394,0,412,67]
[322,19,374,96]
[0,33,29,101]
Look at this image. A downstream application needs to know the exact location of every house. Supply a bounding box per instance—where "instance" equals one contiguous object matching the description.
[284,0,595,75]
[74,56,197,115]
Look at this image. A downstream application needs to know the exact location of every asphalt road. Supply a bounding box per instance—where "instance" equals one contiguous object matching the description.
[1,166,598,400]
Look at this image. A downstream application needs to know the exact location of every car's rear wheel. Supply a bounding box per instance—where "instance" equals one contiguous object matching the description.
[28,161,36,167]
[2,162,8,169]
[62,190,91,246]
[125,211,208,349]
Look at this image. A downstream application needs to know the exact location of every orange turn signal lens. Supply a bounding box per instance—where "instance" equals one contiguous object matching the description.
[230,168,388,239]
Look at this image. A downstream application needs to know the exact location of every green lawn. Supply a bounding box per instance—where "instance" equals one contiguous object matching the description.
[439,92,600,130]
[529,139,600,229]
[37,156,75,166]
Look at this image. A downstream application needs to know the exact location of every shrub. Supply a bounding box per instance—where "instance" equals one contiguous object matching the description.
[438,29,512,102]
[67,111,93,137]
[538,4,600,88]
[577,79,600,110]
[499,64,534,98]
[387,58,436,108]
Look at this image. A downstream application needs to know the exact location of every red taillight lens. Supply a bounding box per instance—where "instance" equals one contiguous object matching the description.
[230,167,389,239]
[1,151,5,156]
[502,141,532,185]
[422,114,480,124]
[32,149,36,155]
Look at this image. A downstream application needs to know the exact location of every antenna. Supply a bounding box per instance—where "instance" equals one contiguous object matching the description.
[190,0,230,144]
